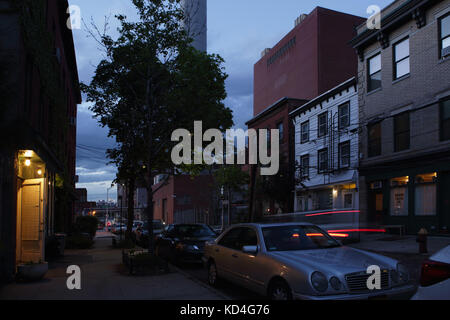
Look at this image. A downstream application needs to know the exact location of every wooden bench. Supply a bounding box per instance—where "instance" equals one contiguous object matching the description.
[382,225,406,237]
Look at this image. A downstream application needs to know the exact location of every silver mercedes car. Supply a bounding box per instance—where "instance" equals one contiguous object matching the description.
[203,223,417,300]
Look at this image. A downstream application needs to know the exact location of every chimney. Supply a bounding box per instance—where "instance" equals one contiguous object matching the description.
[294,14,308,27]
[261,48,271,58]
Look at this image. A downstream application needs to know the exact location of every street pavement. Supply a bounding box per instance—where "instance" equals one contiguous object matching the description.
[0,235,226,300]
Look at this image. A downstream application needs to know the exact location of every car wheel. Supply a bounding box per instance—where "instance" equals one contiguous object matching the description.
[268,280,293,301]
[208,261,219,287]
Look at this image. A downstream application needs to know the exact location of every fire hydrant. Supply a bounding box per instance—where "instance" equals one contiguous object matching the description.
[416,228,428,254]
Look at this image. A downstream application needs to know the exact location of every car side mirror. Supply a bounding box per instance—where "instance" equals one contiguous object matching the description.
[242,245,258,255]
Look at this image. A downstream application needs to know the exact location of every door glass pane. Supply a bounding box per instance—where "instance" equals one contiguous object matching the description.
[396,58,410,78]
[395,39,409,62]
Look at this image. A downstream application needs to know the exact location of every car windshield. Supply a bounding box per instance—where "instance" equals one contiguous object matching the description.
[175,225,215,238]
[262,225,341,252]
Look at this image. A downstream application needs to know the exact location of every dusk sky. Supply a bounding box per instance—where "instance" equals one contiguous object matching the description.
[71,0,393,201]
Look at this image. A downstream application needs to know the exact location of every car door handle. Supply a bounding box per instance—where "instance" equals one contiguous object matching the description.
[232,254,238,258]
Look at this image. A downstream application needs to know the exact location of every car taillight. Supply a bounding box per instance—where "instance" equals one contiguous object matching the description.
[420,259,450,287]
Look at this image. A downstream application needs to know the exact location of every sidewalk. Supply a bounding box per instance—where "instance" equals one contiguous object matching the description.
[0,236,227,300]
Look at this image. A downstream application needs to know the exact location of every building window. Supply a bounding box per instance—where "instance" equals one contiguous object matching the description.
[277,122,284,141]
[338,102,350,129]
[368,122,381,157]
[394,112,410,152]
[439,13,450,58]
[441,98,450,141]
[318,112,327,137]
[301,121,309,143]
[393,38,410,79]
[390,176,409,216]
[300,155,309,178]
[339,141,350,168]
[318,149,328,173]
[368,53,381,92]
[415,173,437,216]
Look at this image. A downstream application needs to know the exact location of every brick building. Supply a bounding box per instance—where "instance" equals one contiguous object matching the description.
[248,7,365,215]
[351,0,450,234]
[0,0,80,281]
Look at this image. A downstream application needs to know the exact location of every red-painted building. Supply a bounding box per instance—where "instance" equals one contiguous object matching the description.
[152,174,216,225]
[248,7,365,215]
[0,0,80,282]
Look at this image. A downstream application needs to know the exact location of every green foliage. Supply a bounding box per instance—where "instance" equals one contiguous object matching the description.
[73,216,99,238]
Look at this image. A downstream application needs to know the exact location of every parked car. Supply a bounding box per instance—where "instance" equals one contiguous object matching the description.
[411,245,450,300]
[203,223,416,300]
[112,223,126,234]
[135,220,165,247]
[156,224,218,264]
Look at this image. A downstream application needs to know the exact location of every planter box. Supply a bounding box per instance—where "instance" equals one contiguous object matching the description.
[17,262,48,281]
[122,250,169,276]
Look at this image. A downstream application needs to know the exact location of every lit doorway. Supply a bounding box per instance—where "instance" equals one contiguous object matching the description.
[16,150,48,265]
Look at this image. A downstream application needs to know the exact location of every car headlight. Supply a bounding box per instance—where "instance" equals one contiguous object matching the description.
[311,272,328,293]
[329,276,342,291]
[397,263,409,283]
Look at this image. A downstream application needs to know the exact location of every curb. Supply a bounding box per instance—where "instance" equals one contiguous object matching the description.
[169,263,232,300]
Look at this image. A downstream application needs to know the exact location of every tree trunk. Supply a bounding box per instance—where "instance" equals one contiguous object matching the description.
[146,169,155,255]
[126,178,136,241]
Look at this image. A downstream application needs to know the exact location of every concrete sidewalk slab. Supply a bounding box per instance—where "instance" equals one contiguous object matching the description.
[0,238,225,300]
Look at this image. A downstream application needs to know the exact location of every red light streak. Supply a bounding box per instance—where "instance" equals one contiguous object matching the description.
[305,210,360,217]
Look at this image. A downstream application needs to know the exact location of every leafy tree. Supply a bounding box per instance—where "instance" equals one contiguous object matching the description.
[82,0,232,254]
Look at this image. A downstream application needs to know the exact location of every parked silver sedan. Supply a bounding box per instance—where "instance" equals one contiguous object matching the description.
[203,223,417,300]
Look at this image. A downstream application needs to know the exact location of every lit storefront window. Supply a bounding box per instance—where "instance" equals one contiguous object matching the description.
[414,173,437,216]
[390,176,409,216]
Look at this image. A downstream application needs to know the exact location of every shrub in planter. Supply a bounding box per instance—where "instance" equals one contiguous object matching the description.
[65,234,94,249]
[73,216,98,239]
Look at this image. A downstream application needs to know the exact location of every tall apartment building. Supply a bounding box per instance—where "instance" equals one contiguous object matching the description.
[0,0,81,281]
[351,0,450,234]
